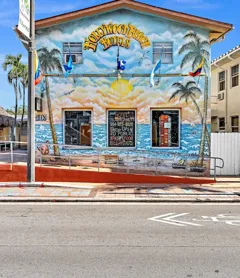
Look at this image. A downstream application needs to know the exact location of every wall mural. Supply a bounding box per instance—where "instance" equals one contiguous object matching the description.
[35,9,211,175]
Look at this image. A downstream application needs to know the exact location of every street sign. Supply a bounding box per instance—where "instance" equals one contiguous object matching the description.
[18,0,30,39]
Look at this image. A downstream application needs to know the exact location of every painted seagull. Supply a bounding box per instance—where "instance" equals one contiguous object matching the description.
[59,89,75,97]
[138,50,150,65]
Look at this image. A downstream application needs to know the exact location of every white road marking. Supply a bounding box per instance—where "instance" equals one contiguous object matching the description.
[148,213,202,227]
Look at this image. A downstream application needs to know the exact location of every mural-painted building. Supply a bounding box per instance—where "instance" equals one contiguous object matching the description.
[34,0,232,173]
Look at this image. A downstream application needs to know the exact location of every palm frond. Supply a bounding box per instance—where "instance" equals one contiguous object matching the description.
[178,41,197,55]
[50,49,61,57]
[186,81,197,89]
[192,55,202,71]
[189,87,201,95]
[172,82,184,89]
[169,89,183,101]
[179,93,188,103]
[200,40,210,49]
[183,31,199,43]
[37,47,49,55]
[181,51,198,69]
[52,57,63,73]
[200,49,210,61]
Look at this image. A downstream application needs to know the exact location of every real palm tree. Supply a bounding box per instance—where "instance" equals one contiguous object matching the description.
[2,54,23,141]
[37,47,63,156]
[179,31,210,166]
[18,64,28,143]
[169,81,210,150]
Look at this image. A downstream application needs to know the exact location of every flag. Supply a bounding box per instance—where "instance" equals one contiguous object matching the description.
[189,58,204,77]
[63,54,73,77]
[117,60,126,71]
[150,48,163,87]
[34,51,42,86]
[117,45,127,72]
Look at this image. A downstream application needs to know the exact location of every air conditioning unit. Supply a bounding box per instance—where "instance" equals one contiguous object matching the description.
[218,92,225,101]
[64,54,83,64]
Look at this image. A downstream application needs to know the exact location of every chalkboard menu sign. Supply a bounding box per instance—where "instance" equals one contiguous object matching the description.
[108,110,136,147]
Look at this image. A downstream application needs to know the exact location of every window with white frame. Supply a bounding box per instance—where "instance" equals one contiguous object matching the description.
[108,110,136,148]
[152,110,180,148]
[231,65,239,87]
[63,42,83,64]
[153,42,173,64]
[219,117,225,132]
[64,111,92,146]
[219,71,225,92]
[231,116,239,132]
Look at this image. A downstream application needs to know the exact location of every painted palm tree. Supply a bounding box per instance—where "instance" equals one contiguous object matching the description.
[38,47,63,156]
[18,64,28,142]
[2,54,23,141]
[169,81,210,149]
[179,31,210,165]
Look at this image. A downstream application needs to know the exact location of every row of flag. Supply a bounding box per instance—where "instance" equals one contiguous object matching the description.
[150,48,204,87]
[34,46,204,88]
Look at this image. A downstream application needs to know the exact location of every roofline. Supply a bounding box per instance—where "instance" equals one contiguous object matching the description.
[211,45,240,66]
[35,0,233,43]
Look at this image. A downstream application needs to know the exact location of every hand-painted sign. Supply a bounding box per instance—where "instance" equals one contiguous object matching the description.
[84,23,151,52]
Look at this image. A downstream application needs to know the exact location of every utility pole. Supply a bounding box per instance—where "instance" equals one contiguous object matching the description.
[27,0,35,182]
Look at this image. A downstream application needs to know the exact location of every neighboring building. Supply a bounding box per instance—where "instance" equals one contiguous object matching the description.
[0,107,28,146]
[0,107,13,142]
[34,0,232,174]
[211,45,240,133]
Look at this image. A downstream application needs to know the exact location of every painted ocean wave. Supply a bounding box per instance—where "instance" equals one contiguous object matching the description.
[35,123,210,158]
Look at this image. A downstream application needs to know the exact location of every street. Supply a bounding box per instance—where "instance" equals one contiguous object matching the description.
[0,204,239,278]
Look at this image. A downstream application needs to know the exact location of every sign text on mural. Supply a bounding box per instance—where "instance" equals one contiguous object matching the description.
[84,23,151,52]
[36,115,47,121]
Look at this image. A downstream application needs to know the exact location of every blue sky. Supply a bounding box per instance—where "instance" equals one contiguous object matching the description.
[0,0,238,109]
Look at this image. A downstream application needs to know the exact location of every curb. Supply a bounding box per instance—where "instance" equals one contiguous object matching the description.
[0,182,94,189]
[0,198,239,203]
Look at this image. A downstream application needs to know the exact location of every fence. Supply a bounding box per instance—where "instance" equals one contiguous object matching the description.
[0,140,223,179]
[211,133,240,176]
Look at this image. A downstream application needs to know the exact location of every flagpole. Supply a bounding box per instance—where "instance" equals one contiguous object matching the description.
[27,0,35,182]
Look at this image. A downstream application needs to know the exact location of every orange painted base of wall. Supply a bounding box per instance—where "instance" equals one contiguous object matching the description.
[0,164,215,184]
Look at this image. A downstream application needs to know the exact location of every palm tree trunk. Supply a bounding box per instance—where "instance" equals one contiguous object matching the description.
[19,85,26,145]
[189,95,210,151]
[198,76,209,166]
[45,77,60,156]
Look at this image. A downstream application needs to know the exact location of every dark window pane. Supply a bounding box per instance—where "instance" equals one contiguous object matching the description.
[231,116,239,127]
[219,118,225,129]
[219,71,225,81]
[152,110,179,148]
[64,111,92,146]
[219,81,225,91]
[232,76,239,87]
[232,127,239,132]
[231,65,239,76]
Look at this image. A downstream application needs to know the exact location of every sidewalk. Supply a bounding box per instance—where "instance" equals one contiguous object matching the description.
[0,181,239,202]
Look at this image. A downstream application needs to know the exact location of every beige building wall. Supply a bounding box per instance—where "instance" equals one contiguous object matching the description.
[0,127,11,140]
[211,47,240,133]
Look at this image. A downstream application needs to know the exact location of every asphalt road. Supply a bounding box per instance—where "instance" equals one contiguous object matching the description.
[0,203,239,278]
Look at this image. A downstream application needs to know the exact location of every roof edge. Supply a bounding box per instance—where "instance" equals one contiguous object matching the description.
[35,0,233,41]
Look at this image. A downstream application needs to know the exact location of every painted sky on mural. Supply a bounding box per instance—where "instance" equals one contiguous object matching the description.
[0,0,237,108]
[35,9,210,125]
